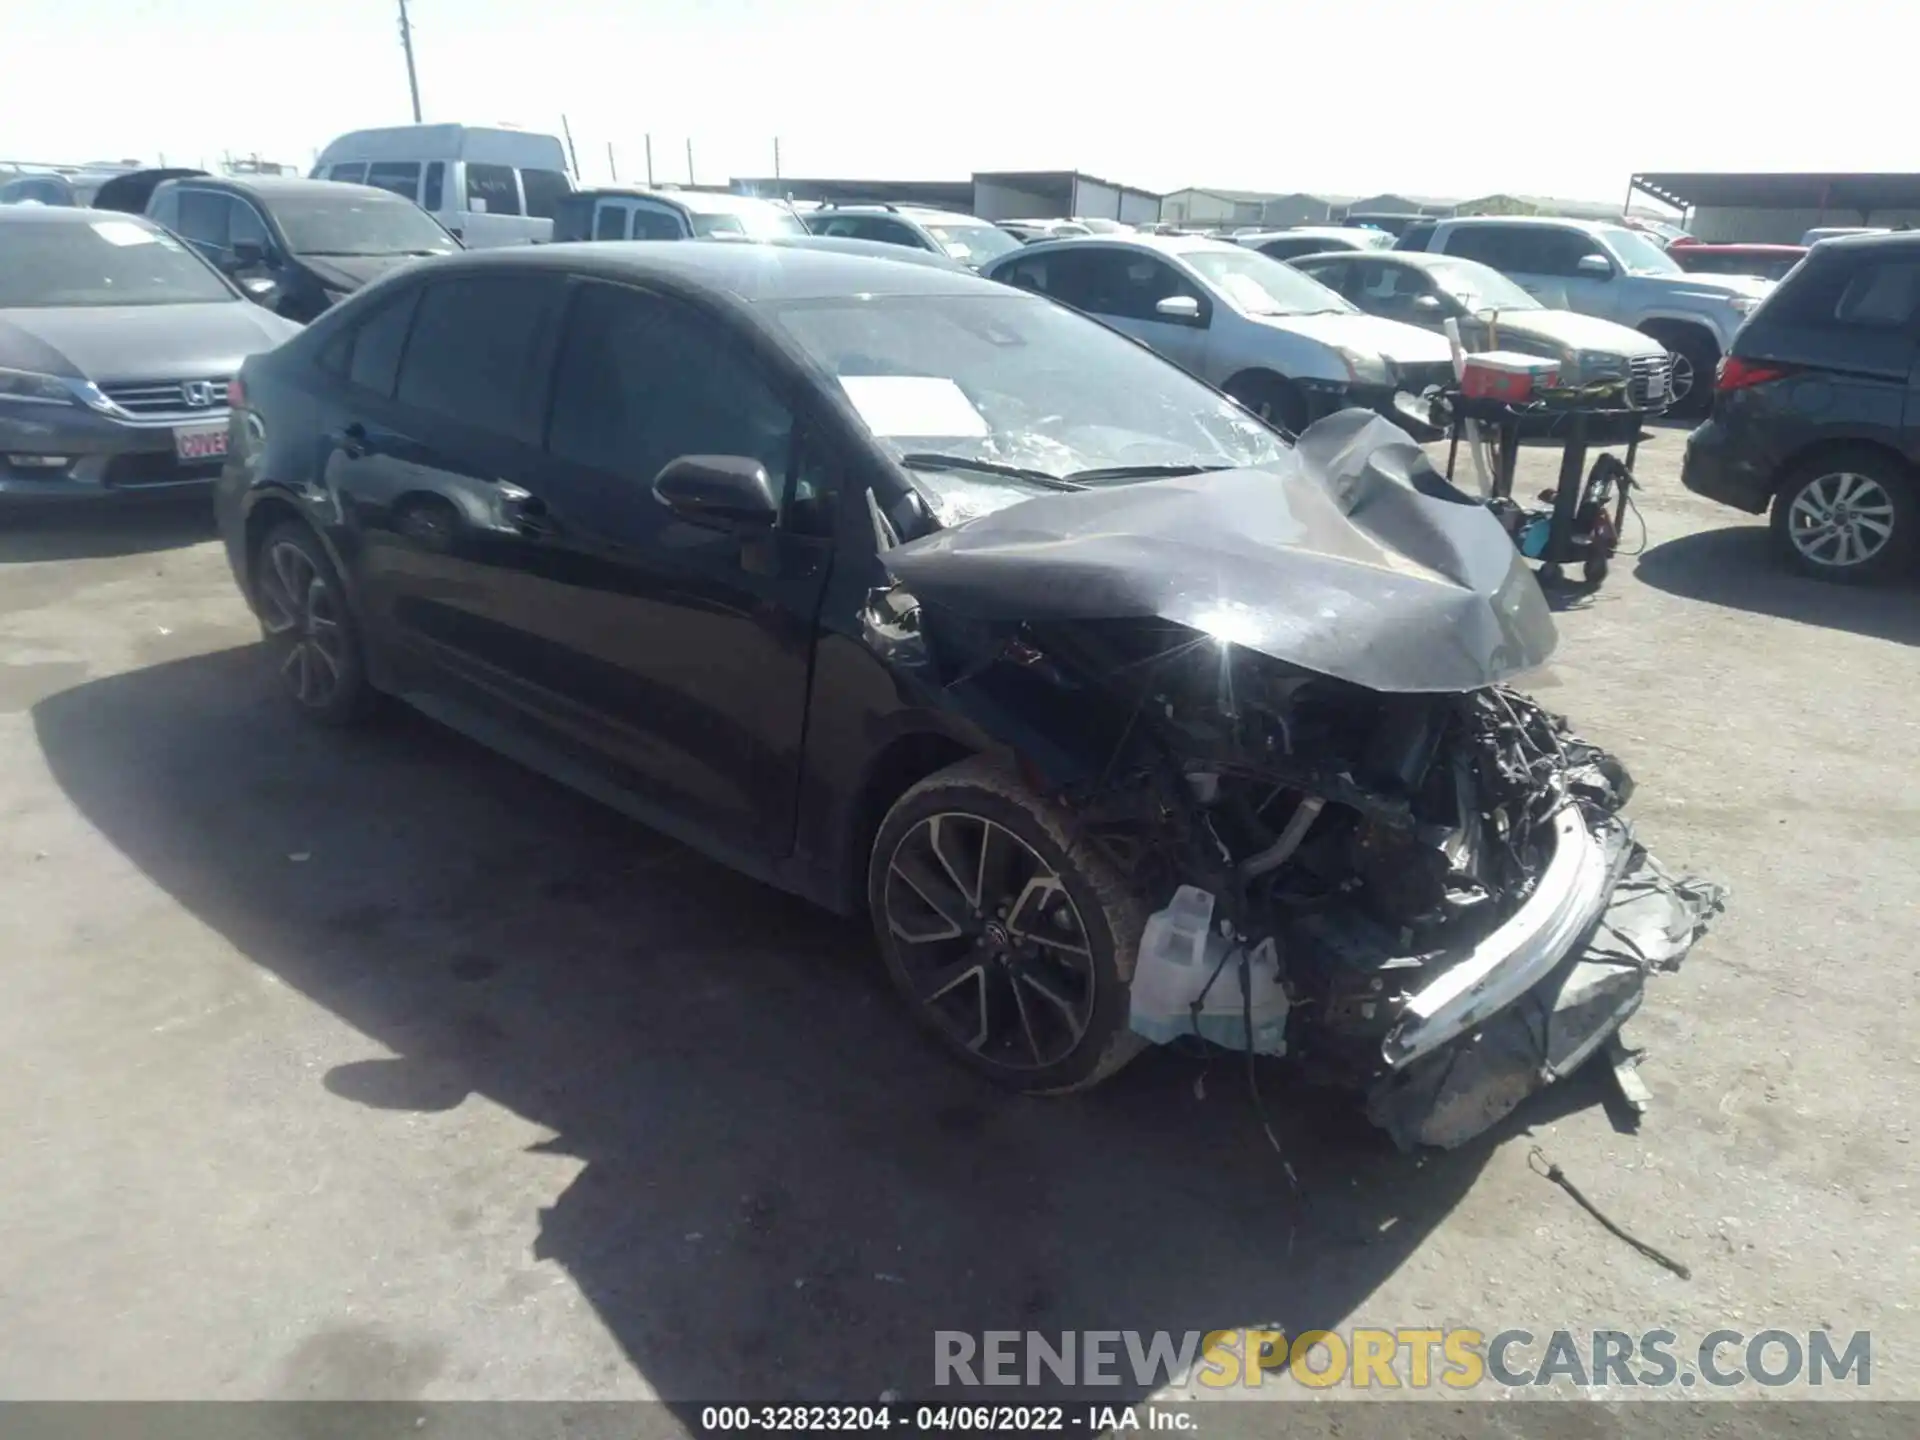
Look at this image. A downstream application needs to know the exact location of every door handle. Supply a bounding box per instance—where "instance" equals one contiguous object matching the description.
[497,483,554,536]
[338,422,370,459]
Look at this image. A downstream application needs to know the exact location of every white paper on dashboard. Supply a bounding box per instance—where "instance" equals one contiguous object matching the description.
[91,220,157,247]
[838,375,990,438]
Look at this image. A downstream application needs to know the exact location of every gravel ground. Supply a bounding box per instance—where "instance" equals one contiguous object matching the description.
[0,425,1915,1432]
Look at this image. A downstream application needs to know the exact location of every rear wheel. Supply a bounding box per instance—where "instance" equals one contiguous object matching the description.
[1770,449,1917,583]
[253,522,376,725]
[1224,372,1311,434]
[868,757,1147,1093]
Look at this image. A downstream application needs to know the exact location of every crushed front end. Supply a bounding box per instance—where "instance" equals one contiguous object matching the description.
[870,410,1725,1149]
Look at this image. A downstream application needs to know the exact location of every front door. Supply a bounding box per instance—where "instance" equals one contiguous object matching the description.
[509,279,834,854]
[1049,248,1212,374]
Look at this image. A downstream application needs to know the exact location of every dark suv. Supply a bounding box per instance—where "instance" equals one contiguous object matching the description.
[1682,232,1920,581]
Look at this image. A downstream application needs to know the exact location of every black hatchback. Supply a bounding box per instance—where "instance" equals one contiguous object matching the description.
[1682,231,1920,581]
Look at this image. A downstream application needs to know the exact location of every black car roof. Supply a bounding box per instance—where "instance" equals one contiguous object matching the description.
[415,240,1003,302]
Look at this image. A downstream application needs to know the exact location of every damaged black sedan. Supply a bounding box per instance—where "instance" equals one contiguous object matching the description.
[215,243,1722,1148]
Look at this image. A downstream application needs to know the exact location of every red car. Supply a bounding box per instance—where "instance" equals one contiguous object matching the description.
[1668,240,1807,283]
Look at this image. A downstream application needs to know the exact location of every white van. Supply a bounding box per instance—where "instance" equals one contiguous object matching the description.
[310,124,571,248]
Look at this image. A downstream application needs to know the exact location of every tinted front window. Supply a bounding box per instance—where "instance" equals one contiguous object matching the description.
[272,194,456,256]
[345,286,422,396]
[770,292,1288,485]
[329,163,368,184]
[465,163,522,216]
[423,162,445,211]
[1442,225,1526,270]
[520,168,570,220]
[1186,248,1353,315]
[0,217,235,307]
[175,190,233,247]
[630,205,684,240]
[396,275,558,442]
[547,284,794,492]
[593,205,629,240]
[365,161,422,202]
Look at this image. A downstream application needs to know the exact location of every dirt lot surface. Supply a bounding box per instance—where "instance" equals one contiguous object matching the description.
[2,426,1915,1433]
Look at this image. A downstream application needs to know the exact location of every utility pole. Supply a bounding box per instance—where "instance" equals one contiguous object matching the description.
[644,134,654,186]
[607,141,618,182]
[686,138,695,187]
[397,0,423,123]
[560,114,579,178]
[773,137,781,181]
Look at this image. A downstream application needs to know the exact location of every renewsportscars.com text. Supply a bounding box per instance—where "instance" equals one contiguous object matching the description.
[934,1327,1872,1390]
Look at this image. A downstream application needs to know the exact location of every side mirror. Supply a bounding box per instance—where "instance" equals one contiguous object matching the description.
[652,455,778,533]
[231,239,267,268]
[1155,294,1202,322]
[1576,253,1612,278]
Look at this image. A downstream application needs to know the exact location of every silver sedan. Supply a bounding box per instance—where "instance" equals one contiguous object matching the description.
[986,234,1454,433]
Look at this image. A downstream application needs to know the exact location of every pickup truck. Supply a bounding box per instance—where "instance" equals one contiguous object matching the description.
[1396,216,1774,414]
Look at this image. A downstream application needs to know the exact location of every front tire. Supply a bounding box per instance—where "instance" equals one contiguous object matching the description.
[1646,325,1719,418]
[868,756,1148,1094]
[253,521,376,725]
[1769,449,1917,583]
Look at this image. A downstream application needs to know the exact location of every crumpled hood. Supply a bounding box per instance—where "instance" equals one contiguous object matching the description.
[0,302,301,384]
[881,409,1556,694]
[1256,310,1454,366]
[296,252,425,293]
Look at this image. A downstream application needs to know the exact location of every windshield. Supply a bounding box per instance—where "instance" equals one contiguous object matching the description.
[1600,226,1681,276]
[274,193,458,256]
[1425,257,1540,311]
[922,223,1021,266]
[0,217,234,307]
[690,203,808,239]
[769,292,1288,496]
[1185,248,1355,316]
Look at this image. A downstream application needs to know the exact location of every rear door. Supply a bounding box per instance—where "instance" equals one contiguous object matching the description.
[326,271,568,696]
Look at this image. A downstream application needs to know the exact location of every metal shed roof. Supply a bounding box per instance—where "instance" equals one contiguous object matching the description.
[1633,172,1920,212]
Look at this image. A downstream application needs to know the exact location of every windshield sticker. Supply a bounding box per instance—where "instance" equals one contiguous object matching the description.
[90,220,157,247]
[839,375,990,438]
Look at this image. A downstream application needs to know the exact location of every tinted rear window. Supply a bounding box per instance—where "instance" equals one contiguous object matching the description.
[346,286,421,396]
[395,275,557,441]
[1767,251,1920,330]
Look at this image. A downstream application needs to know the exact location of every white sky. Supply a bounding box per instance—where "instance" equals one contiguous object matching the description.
[3,0,1909,205]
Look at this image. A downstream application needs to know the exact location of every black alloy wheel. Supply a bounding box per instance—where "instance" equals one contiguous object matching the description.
[869,758,1146,1093]
[254,523,374,724]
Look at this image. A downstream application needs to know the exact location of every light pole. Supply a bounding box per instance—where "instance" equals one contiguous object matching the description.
[397,0,423,123]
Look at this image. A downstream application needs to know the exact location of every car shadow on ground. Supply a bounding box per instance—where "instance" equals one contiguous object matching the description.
[0,500,215,564]
[32,647,1613,1413]
[1636,524,1920,646]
